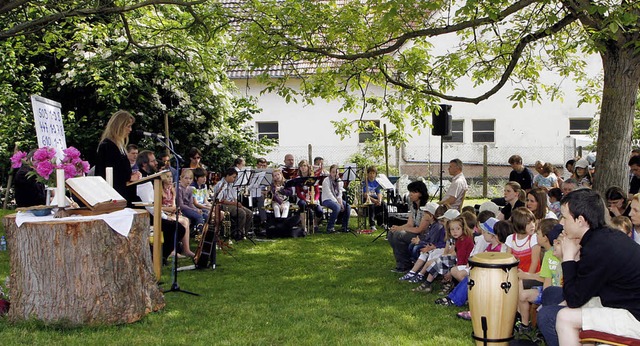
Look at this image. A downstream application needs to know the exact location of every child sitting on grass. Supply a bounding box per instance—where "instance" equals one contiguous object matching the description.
[611,215,633,236]
[516,218,559,332]
[407,202,445,264]
[436,218,511,310]
[399,207,456,282]
[506,207,541,277]
[412,216,474,293]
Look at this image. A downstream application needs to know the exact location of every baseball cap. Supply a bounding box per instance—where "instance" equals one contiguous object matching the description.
[479,201,500,216]
[547,224,563,244]
[438,209,460,220]
[575,158,589,169]
[420,202,439,215]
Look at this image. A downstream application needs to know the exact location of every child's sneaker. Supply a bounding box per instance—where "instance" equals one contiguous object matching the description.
[398,271,416,281]
[408,273,425,283]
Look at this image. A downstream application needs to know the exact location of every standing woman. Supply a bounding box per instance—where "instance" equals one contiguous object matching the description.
[498,181,525,221]
[388,180,430,272]
[95,110,141,202]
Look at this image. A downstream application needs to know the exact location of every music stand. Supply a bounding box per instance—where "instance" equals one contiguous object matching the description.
[233,169,256,245]
[146,136,198,296]
[339,164,358,237]
[372,174,394,242]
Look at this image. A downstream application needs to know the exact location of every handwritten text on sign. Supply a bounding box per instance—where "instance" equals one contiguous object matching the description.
[31,95,66,162]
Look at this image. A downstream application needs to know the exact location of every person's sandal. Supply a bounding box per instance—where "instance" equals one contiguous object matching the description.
[434,297,454,306]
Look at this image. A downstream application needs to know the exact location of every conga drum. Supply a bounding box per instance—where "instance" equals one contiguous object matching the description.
[468,252,519,346]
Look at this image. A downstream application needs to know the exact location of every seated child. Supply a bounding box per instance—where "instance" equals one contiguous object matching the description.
[412,215,475,293]
[506,208,541,279]
[516,218,560,332]
[436,217,511,309]
[161,176,195,258]
[547,188,562,218]
[401,202,445,280]
[178,169,207,230]
[611,215,633,236]
[399,205,451,281]
[191,167,212,216]
[271,168,293,218]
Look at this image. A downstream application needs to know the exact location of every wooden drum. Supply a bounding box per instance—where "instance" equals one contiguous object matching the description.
[468,252,520,346]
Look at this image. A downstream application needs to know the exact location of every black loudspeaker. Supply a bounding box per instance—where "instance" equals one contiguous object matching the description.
[431,104,452,136]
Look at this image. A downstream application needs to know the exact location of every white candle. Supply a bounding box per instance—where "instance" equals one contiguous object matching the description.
[56,169,67,207]
[106,167,113,187]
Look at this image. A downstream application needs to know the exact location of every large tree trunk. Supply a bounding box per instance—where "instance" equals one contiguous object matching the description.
[593,45,640,195]
[2,210,165,326]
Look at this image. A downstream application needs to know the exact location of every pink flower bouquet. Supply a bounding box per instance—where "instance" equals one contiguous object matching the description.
[10,146,90,186]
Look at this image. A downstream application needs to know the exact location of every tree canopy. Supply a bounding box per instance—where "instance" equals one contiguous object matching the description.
[231,0,640,194]
[0,0,272,184]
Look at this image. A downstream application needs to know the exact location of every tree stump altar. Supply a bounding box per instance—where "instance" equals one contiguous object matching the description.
[2,209,165,325]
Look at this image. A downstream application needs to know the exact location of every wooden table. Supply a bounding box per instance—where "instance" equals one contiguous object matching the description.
[2,209,165,326]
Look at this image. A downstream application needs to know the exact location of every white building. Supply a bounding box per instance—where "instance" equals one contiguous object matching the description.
[228,19,600,179]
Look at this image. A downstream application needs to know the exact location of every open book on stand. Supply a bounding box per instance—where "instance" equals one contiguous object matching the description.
[66,176,127,215]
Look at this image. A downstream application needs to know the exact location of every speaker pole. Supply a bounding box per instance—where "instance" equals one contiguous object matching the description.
[440,136,444,201]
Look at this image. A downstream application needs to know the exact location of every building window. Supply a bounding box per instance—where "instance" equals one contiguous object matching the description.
[358,120,380,143]
[569,118,592,135]
[472,120,495,143]
[443,120,464,143]
[256,122,279,142]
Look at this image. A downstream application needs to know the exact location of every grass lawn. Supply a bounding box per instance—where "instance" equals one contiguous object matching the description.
[0,206,486,346]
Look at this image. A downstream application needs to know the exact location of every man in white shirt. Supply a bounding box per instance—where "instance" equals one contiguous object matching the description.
[438,158,468,211]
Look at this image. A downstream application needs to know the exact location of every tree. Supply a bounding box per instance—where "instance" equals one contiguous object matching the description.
[232,0,640,195]
[0,1,271,186]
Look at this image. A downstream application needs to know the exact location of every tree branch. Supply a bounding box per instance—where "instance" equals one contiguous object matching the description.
[280,0,540,60]
[380,13,579,104]
[0,0,207,39]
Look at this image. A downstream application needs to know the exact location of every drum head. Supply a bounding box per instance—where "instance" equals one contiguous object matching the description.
[469,252,519,268]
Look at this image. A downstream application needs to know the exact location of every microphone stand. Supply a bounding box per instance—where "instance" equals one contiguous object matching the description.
[153,136,198,296]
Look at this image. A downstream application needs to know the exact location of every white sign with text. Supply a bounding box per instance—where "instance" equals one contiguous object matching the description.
[31,95,66,161]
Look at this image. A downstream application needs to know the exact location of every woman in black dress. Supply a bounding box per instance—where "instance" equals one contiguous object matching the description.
[94,110,141,202]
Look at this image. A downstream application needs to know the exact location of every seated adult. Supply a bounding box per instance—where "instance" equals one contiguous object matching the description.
[627,194,640,244]
[629,155,640,198]
[537,189,640,345]
[605,186,631,217]
[13,150,46,208]
[388,180,429,272]
[497,181,525,221]
[526,187,557,220]
[321,164,351,233]
[438,158,468,211]
[135,150,187,261]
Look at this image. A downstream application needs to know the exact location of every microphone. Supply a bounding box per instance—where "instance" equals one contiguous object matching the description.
[135,130,165,140]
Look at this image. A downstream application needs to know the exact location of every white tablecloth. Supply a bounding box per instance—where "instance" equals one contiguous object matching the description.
[15,208,138,237]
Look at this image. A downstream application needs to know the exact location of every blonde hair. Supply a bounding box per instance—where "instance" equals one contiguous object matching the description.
[100,110,135,153]
[611,216,633,235]
[181,168,194,179]
[298,160,310,177]
[446,216,473,240]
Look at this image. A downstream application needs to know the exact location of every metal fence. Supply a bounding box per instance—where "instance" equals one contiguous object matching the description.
[260,139,584,199]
